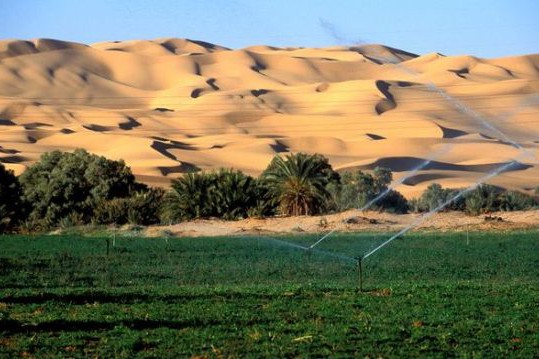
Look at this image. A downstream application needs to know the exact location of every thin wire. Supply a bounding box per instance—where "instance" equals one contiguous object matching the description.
[3,117,539,136]
[0,95,533,110]
[1,80,537,101]
[5,109,535,123]
[4,117,535,135]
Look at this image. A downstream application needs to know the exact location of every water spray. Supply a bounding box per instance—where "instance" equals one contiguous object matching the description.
[228,23,539,291]
[256,234,356,264]
[304,45,538,251]
[367,54,538,162]
[362,158,522,260]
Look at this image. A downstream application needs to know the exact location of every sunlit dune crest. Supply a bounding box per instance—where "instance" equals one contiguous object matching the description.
[1,38,538,196]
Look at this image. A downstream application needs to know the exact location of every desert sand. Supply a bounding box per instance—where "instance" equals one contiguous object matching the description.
[0,38,538,198]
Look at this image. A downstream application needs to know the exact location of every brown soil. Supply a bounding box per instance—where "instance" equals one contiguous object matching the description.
[145,209,539,238]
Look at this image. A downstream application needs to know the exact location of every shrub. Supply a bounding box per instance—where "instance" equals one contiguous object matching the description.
[498,190,536,211]
[464,184,499,216]
[0,164,25,232]
[58,212,85,229]
[92,188,165,225]
[414,183,465,213]
[19,149,146,228]
[92,198,130,225]
[126,188,165,225]
[381,189,409,214]
[331,167,408,214]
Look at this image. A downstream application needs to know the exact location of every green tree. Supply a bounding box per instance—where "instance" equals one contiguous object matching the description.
[165,171,215,220]
[247,178,277,218]
[164,169,261,221]
[19,149,142,228]
[212,169,258,220]
[0,164,25,232]
[261,153,337,216]
[412,183,465,213]
[330,167,408,213]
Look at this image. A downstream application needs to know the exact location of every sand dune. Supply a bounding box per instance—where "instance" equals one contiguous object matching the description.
[1,38,538,197]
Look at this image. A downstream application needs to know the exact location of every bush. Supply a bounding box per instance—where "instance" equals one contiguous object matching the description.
[330,167,408,214]
[413,183,535,215]
[498,190,536,211]
[92,198,131,225]
[19,149,146,229]
[93,188,165,225]
[126,188,165,225]
[164,171,213,221]
[58,212,85,229]
[381,189,409,214]
[0,164,25,232]
[413,183,465,213]
[464,184,499,216]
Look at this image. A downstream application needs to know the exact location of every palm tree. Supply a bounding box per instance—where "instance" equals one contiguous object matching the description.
[212,169,257,220]
[165,169,260,221]
[166,172,215,220]
[262,153,334,216]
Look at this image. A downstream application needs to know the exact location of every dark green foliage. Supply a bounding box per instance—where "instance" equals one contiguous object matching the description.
[330,167,408,213]
[0,164,25,232]
[126,188,165,225]
[261,153,338,216]
[381,189,410,214]
[19,149,143,228]
[211,169,259,220]
[498,190,536,211]
[412,183,465,212]
[413,183,536,215]
[465,184,499,215]
[93,188,165,226]
[166,171,214,221]
[165,169,259,220]
[92,198,131,225]
[327,172,355,211]
[247,178,277,218]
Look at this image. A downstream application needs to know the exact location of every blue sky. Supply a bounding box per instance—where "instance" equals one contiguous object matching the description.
[1,0,537,57]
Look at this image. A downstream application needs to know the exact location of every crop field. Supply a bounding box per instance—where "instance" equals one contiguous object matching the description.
[1,231,538,357]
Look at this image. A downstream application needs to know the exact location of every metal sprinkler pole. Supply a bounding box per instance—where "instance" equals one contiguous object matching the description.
[356,256,364,292]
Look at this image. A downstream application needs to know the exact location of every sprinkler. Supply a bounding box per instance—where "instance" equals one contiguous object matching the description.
[356,256,364,292]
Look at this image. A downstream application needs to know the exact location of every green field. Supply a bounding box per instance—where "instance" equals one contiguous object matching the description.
[1,231,538,357]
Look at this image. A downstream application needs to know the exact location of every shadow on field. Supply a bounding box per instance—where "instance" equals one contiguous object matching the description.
[1,288,350,305]
[0,317,269,334]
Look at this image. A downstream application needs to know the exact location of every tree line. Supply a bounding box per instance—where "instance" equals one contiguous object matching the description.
[0,149,537,233]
